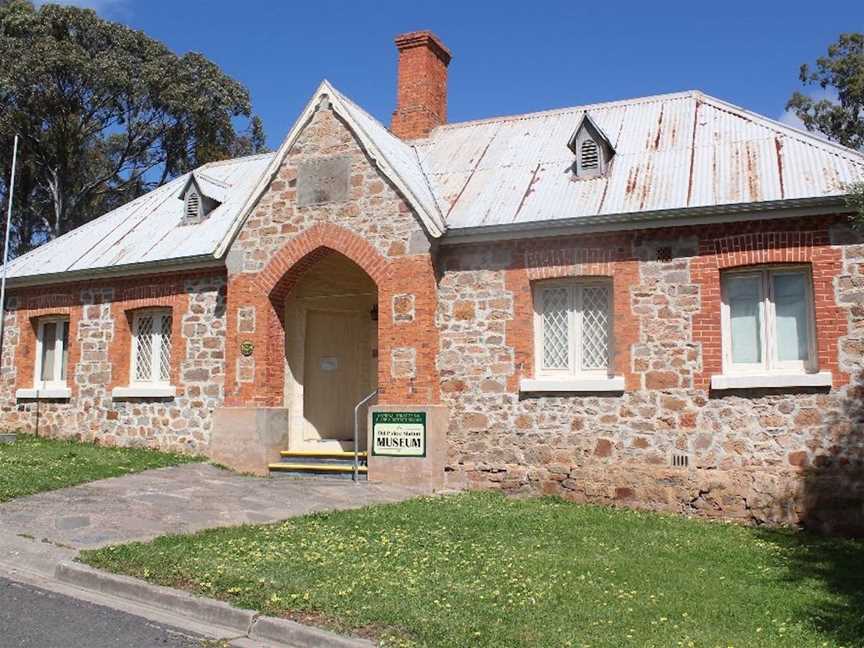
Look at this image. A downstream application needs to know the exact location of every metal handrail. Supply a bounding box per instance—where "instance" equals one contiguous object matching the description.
[353,388,378,482]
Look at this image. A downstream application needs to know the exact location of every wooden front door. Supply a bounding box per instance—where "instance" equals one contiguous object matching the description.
[303,308,372,444]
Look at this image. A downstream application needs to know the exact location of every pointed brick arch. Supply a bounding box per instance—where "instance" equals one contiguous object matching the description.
[255,223,390,300]
[226,225,390,407]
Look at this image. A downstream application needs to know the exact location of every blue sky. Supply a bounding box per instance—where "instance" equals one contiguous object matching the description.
[41,0,864,149]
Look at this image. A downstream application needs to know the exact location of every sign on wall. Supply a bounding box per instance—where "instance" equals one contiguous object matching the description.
[372,412,426,457]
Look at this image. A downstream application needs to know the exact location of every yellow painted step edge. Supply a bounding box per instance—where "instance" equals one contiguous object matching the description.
[268,463,368,473]
[279,450,367,459]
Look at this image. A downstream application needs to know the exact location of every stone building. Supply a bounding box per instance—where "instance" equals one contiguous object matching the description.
[2,32,863,532]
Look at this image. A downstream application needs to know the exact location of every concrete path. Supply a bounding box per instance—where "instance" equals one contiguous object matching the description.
[0,463,421,552]
[0,464,419,647]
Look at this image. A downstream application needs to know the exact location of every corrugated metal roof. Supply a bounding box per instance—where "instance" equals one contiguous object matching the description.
[4,153,273,280]
[6,85,864,284]
[414,90,864,229]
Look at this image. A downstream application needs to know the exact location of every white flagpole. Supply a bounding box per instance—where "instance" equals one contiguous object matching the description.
[0,135,19,347]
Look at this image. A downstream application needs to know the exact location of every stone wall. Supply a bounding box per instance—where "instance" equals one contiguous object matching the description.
[0,271,226,453]
[437,216,864,532]
[223,99,441,408]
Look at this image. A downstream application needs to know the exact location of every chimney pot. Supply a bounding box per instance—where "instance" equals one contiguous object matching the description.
[391,30,451,140]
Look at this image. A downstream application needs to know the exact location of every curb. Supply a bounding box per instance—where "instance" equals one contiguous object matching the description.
[55,562,374,648]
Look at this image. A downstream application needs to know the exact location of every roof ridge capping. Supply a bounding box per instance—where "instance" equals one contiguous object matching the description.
[424,90,700,135]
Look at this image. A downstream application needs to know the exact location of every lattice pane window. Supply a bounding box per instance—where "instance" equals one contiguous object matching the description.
[159,315,172,382]
[581,285,611,370]
[541,286,570,370]
[132,310,172,384]
[534,281,613,378]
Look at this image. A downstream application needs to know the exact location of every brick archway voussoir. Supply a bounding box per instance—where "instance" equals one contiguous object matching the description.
[254,223,390,297]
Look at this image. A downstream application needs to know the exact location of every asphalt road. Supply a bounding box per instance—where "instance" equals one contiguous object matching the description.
[0,576,214,647]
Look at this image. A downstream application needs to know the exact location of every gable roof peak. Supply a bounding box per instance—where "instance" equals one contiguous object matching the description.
[214,79,446,257]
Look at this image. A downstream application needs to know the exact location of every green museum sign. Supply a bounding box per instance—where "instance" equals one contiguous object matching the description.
[371,411,426,457]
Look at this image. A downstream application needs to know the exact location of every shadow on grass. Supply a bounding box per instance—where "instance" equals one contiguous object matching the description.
[756,367,864,646]
[755,526,864,646]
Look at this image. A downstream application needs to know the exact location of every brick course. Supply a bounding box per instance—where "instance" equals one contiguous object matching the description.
[0,271,226,452]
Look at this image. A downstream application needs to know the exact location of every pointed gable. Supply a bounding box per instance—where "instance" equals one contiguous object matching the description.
[215,81,446,257]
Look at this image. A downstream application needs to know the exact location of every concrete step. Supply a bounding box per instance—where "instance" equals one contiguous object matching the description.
[276,450,367,468]
[268,462,368,480]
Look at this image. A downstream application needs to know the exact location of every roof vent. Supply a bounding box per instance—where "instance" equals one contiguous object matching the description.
[568,113,615,178]
[178,171,227,225]
[580,140,599,171]
[185,190,201,221]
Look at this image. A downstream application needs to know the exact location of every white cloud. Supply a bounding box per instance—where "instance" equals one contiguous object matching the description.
[775,87,837,141]
[777,108,806,130]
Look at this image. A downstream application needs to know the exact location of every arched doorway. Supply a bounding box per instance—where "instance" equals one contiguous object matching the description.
[283,251,378,452]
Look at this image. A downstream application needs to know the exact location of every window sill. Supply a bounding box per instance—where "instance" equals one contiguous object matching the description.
[710,372,832,390]
[16,387,71,400]
[111,385,177,399]
[520,376,625,393]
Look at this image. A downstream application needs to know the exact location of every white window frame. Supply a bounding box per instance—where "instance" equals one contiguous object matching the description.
[33,317,70,390]
[526,279,621,393]
[719,265,818,377]
[130,309,173,386]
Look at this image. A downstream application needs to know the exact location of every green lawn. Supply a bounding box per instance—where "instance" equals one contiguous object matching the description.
[0,433,199,502]
[80,493,864,648]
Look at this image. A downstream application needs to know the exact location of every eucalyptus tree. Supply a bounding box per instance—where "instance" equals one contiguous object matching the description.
[788,33,864,225]
[0,0,267,255]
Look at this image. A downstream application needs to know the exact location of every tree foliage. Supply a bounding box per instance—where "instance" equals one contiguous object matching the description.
[787,33,864,227]
[0,1,267,255]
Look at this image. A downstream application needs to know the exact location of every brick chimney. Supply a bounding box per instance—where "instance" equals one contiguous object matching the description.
[390,31,452,140]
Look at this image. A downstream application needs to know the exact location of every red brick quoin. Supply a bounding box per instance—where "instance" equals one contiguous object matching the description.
[11,271,215,396]
[504,233,641,391]
[224,223,440,408]
[691,224,847,389]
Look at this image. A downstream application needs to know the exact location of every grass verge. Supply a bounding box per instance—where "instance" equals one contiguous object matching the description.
[0,433,199,502]
[81,492,864,648]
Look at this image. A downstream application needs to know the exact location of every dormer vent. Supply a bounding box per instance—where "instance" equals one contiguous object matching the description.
[580,139,600,171]
[178,171,228,225]
[185,189,201,221]
[568,113,615,179]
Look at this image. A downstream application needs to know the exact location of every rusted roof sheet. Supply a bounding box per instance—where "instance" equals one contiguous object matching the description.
[6,86,864,284]
[414,90,864,230]
[4,153,273,281]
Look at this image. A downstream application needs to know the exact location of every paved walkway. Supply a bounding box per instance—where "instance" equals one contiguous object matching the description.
[0,463,421,552]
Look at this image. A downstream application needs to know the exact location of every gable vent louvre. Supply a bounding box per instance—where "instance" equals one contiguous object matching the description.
[185,191,200,221]
[580,139,599,171]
